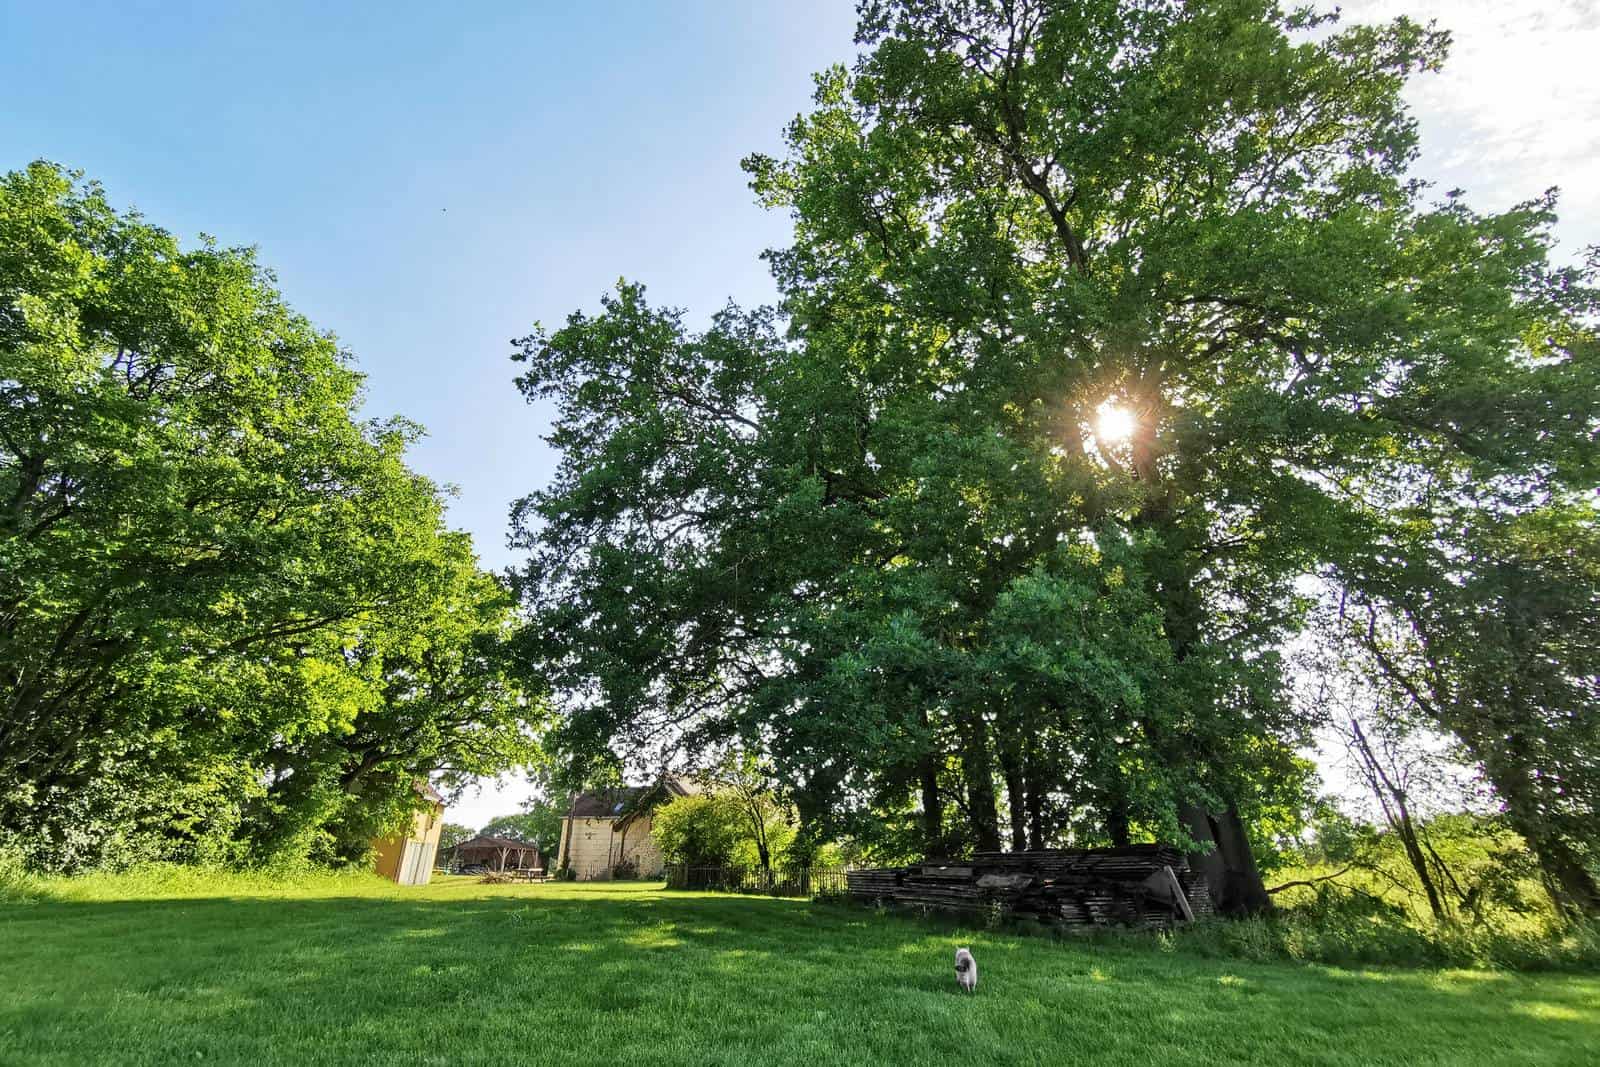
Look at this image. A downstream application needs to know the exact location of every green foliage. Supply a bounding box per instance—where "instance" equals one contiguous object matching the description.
[478,804,561,851]
[439,823,475,851]
[1123,891,1600,974]
[0,840,40,903]
[1279,810,1574,932]
[0,162,545,870]
[1339,510,1600,915]
[652,761,796,871]
[651,794,746,868]
[512,0,1598,915]
[1172,809,1600,971]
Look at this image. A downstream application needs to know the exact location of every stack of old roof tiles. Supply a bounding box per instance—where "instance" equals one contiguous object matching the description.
[845,844,1211,928]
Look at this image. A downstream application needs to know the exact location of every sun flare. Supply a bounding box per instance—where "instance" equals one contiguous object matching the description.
[1095,401,1136,445]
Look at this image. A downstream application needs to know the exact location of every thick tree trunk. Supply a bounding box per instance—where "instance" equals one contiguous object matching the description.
[1525,829,1600,919]
[1002,751,1028,852]
[789,788,829,868]
[965,779,1002,853]
[1179,803,1227,905]
[917,707,943,857]
[1213,805,1273,915]
[1104,784,1131,848]
[1139,514,1273,913]
[960,713,1002,853]
[1181,802,1273,916]
[918,760,942,858]
[1490,767,1600,918]
[1023,742,1046,850]
[1026,786,1044,852]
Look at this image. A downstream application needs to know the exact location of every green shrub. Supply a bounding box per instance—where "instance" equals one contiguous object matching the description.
[1078,887,1600,972]
[651,795,743,867]
[0,841,41,903]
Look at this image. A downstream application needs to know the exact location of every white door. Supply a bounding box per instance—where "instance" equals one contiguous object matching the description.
[406,839,434,885]
[396,841,419,885]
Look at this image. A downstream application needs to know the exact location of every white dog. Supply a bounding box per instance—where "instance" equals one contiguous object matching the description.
[954,947,978,994]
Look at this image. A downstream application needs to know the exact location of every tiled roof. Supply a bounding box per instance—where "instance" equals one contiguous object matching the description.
[566,776,698,819]
[451,835,542,853]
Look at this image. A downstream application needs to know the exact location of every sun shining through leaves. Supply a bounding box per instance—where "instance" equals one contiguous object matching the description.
[1095,401,1137,446]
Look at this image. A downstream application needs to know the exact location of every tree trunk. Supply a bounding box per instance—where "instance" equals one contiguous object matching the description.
[960,712,1002,853]
[1143,517,1271,914]
[1471,741,1600,918]
[919,754,942,858]
[1489,764,1600,918]
[1104,787,1131,848]
[1002,750,1028,852]
[614,821,630,873]
[790,785,830,867]
[1179,803,1227,907]
[1212,805,1274,915]
[1180,802,1273,916]
[1395,814,1448,922]
[1525,828,1600,919]
[1025,747,1045,850]
[559,799,576,873]
[1348,717,1448,921]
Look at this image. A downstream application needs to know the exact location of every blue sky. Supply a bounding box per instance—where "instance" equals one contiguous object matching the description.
[2,0,860,576]
[4,1,1595,827]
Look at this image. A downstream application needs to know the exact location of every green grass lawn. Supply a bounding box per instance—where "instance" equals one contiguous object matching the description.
[3,873,1597,1066]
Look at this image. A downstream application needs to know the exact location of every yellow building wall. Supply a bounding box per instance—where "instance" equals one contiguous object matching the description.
[373,803,444,884]
[373,835,406,881]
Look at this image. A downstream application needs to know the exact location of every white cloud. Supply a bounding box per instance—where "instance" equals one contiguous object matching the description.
[446,775,539,831]
[1341,0,1600,255]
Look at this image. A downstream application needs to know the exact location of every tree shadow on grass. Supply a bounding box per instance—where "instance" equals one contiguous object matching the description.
[2,888,1597,1066]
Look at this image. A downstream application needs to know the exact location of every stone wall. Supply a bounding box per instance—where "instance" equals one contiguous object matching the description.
[615,816,665,876]
[557,814,668,879]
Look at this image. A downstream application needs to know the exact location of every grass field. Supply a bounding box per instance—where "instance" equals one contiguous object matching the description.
[3,873,1598,1066]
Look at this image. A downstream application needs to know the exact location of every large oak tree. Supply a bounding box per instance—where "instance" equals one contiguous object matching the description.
[514,1,1598,913]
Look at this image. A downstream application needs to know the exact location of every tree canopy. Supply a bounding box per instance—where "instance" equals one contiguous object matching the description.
[1,162,545,870]
[513,0,1598,916]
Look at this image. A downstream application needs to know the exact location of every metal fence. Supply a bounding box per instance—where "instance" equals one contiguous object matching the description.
[664,864,850,898]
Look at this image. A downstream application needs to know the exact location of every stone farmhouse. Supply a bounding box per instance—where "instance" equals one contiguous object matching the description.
[555,776,698,880]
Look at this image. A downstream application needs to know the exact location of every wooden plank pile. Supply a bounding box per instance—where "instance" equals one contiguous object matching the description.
[845,845,1212,929]
[844,867,905,898]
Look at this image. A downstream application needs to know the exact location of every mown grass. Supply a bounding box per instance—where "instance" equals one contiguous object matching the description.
[2,872,1597,1066]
